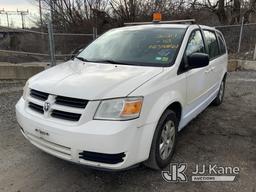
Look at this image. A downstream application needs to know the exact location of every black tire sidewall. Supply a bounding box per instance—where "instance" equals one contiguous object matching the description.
[213,77,226,106]
[154,110,178,169]
[219,78,226,102]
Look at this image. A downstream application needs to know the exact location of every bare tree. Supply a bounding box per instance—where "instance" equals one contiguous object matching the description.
[35,0,256,31]
[243,0,256,23]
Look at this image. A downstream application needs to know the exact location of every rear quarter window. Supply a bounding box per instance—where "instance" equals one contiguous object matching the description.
[216,32,227,55]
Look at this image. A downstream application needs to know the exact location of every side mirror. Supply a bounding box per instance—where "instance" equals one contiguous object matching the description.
[187,53,209,69]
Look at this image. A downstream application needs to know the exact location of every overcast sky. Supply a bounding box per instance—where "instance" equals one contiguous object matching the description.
[0,0,39,28]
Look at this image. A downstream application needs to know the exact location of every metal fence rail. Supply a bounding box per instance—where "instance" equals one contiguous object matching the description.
[215,22,256,58]
[0,25,96,37]
[0,22,256,65]
[0,24,98,65]
[0,49,73,57]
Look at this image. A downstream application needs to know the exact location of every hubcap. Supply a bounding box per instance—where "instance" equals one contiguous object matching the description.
[159,120,176,160]
[219,81,224,101]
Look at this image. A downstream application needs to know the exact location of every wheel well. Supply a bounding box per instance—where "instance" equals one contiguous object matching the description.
[223,72,227,80]
[166,102,182,124]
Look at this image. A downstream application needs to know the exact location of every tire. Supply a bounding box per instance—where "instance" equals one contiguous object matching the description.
[212,77,226,106]
[144,110,178,170]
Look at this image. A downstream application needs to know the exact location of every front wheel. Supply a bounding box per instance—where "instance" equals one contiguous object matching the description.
[144,110,178,170]
[212,77,226,106]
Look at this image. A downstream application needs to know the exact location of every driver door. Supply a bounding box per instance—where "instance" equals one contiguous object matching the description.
[184,30,212,120]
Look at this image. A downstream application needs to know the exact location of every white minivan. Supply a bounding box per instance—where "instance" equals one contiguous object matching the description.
[16,20,228,170]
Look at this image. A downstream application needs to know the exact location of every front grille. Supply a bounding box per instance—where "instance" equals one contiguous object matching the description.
[79,151,126,164]
[28,102,44,114]
[28,89,86,122]
[30,89,49,101]
[55,96,88,108]
[51,110,81,121]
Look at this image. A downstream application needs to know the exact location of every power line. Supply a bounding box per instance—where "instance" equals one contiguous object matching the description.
[0,9,29,28]
[17,10,29,29]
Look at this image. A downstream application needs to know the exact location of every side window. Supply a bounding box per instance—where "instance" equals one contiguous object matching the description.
[217,33,226,55]
[178,30,206,74]
[185,30,205,56]
[203,30,219,59]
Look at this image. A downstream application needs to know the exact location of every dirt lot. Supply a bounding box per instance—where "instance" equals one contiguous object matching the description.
[0,71,255,192]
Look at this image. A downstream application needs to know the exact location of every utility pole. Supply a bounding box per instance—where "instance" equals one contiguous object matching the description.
[39,0,43,29]
[6,12,9,27]
[0,9,4,26]
[17,9,29,29]
[0,10,9,27]
[2,12,9,28]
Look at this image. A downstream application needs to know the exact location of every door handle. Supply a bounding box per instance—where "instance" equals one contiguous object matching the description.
[205,67,215,73]
[205,68,211,73]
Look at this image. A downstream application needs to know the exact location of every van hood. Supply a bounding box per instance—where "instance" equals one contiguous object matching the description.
[29,60,163,100]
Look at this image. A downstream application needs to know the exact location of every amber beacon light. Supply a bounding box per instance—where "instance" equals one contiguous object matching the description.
[153,12,162,22]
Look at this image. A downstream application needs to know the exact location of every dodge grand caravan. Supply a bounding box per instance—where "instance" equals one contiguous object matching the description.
[16,20,228,170]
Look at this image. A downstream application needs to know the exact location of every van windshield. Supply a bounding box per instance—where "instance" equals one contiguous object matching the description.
[78,27,186,67]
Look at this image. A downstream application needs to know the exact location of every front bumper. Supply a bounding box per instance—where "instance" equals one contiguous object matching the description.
[16,98,156,170]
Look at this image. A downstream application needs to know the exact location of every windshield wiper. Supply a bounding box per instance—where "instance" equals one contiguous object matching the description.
[75,57,135,65]
[74,56,89,62]
[90,59,129,65]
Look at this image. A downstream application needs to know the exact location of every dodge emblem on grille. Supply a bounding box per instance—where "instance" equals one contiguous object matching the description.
[43,102,51,112]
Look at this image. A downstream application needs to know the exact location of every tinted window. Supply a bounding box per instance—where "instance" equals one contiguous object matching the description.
[203,30,219,59]
[78,28,186,66]
[186,30,205,56]
[217,33,226,54]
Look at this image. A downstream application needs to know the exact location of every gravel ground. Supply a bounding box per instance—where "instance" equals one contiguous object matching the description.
[0,71,255,192]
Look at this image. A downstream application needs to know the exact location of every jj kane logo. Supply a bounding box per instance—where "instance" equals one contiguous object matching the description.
[162,163,240,182]
[162,163,187,182]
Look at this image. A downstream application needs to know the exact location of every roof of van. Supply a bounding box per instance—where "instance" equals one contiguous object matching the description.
[119,24,216,31]
[122,24,190,30]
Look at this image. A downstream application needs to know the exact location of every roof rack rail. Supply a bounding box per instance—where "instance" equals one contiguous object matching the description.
[124,19,196,26]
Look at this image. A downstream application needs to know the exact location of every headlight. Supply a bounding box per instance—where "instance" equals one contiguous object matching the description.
[94,97,143,121]
[22,81,29,100]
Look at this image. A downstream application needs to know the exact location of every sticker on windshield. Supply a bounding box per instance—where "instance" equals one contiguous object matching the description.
[155,57,162,61]
[155,56,169,62]
[162,57,169,62]
[148,44,179,49]
[158,49,171,56]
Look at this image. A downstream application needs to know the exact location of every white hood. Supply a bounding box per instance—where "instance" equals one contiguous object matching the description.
[29,60,163,100]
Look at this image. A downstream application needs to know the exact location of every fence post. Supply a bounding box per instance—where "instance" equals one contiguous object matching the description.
[253,44,256,60]
[237,16,244,53]
[47,20,56,66]
[93,27,98,40]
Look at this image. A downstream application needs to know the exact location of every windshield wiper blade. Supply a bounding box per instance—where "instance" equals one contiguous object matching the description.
[91,59,128,65]
[75,56,89,62]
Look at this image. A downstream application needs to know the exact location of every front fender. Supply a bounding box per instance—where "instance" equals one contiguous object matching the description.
[134,90,185,162]
[145,91,184,125]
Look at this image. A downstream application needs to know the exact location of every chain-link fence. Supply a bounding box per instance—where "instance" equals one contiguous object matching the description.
[1,22,256,65]
[0,25,97,64]
[215,23,256,60]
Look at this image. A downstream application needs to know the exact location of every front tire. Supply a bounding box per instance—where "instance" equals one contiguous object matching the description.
[144,110,178,170]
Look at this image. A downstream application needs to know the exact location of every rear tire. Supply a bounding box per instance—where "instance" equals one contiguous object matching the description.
[144,110,178,170]
[212,77,226,106]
